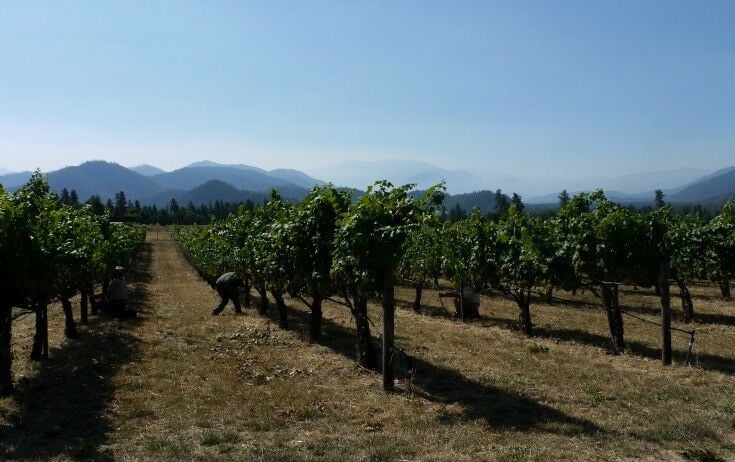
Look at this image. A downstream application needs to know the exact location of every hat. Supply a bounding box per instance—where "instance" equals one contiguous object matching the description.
[114,266,125,273]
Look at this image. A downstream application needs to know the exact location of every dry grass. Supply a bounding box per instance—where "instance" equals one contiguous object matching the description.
[1,230,734,461]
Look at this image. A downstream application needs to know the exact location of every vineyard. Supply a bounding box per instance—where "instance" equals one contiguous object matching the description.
[0,174,146,395]
[1,179,734,459]
[172,183,735,385]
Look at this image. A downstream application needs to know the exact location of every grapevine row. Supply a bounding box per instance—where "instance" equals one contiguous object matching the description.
[173,182,735,388]
[0,174,146,394]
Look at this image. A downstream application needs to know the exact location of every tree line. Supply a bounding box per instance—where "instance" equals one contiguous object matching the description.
[53,183,721,227]
[56,187,254,225]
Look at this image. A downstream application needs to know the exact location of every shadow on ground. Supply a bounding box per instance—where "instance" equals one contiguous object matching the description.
[256,296,606,438]
[403,290,735,375]
[480,314,735,376]
[551,293,735,327]
[693,312,735,327]
[395,299,454,318]
[0,242,152,460]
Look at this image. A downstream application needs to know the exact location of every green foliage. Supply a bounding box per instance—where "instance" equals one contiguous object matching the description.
[0,187,35,306]
[255,191,294,295]
[286,186,351,302]
[698,201,735,284]
[398,218,444,289]
[173,180,444,331]
[332,181,444,295]
[172,223,234,285]
[441,209,498,291]
[173,185,352,304]
[556,190,664,288]
[1,173,146,306]
[496,207,549,292]
[173,180,735,345]
[1,173,146,392]
[665,211,706,279]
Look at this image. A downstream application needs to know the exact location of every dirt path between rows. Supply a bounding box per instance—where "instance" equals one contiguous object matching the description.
[95,230,407,460]
[103,229,295,459]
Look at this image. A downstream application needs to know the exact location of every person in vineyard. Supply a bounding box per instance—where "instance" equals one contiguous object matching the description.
[439,284,480,319]
[212,272,245,315]
[107,266,136,318]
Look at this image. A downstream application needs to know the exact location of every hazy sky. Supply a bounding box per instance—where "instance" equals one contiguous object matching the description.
[1,1,734,177]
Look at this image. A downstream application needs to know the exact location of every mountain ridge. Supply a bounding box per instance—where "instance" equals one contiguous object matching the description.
[131,164,167,176]
[149,165,310,200]
[1,159,733,208]
[0,161,315,203]
[668,166,735,204]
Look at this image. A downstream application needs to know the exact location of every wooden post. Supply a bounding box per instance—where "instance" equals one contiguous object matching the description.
[382,267,395,391]
[354,295,377,369]
[32,304,49,360]
[31,305,42,360]
[459,281,465,322]
[42,305,49,359]
[257,285,269,315]
[80,290,89,324]
[243,281,252,307]
[602,282,624,354]
[310,298,322,341]
[273,292,288,329]
[89,286,98,315]
[61,298,78,338]
[659,257,672,366]
[675,272,694,323]
[720,280,732,300]
[519,290,533,336]
[413,286,422,314]
[0,305,12,395]
[611,284,624,352]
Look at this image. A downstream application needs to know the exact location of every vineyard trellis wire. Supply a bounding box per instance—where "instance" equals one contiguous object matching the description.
[620,309,699,366]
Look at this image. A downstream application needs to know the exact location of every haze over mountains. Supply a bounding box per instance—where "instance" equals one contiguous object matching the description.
[0,159,733,207]
[306,159,712,201]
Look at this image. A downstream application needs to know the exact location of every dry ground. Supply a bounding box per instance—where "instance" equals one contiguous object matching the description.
[1,230,734,461]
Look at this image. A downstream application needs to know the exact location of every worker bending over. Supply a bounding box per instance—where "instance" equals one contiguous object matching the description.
[212,272,245,315]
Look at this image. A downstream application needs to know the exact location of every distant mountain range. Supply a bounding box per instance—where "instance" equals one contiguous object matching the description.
[305,159,711,198]
[143,180,272,208]
[0,159,733,208]
[0,160,321,206]
[666,166,735,204]
[148,165,307,199]
[522,165,735,205]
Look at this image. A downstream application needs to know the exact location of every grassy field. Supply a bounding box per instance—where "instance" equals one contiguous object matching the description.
[1,230,734,461]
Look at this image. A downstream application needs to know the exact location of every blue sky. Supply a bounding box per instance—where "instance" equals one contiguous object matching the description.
[1,1,734,177]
